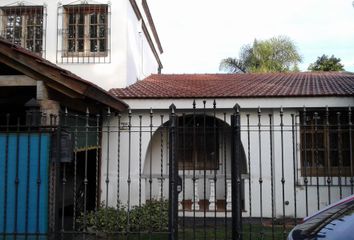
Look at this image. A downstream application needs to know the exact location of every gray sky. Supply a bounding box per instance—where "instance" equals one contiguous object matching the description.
[148,0,354,73]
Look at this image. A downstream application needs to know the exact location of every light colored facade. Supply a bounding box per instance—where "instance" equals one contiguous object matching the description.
[102,73,354,219]
[0,0,163,90]
[100,97,354,219]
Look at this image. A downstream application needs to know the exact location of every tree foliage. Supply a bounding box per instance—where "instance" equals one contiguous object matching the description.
[220,36,302,73]
[308,54,344,72]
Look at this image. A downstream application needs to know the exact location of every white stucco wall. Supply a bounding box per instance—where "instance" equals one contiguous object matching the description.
[100,97,353,219]
[126,3,160,86]
[0,0,162,90]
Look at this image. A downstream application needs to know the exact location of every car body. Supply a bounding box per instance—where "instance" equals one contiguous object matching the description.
[288,194,354,240]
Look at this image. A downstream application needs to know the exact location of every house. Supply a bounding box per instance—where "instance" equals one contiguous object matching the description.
[0,0,166,236]
[107,72,354,220]
[0,0,163,90]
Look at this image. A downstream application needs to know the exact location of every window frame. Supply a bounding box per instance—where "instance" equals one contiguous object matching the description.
[0,5,45,56]
[300,109,354,177]
[62,4,109,58]
[177,115,220,171]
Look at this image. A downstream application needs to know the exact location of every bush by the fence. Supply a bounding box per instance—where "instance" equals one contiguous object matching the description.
[77,199,168,233]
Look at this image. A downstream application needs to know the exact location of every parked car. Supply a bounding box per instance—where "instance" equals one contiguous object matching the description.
[288,194,354,240]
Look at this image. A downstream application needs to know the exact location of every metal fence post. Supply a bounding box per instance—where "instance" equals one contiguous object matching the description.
[53,111,62,234]
[231,104,242,240]
[169,104,178,240]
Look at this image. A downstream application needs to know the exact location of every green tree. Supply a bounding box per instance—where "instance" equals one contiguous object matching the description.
[308,54,344,71]
[220,36,302,73]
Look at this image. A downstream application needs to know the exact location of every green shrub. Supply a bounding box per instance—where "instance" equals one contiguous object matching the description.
[129,199,168,232]
[77,199,168,233]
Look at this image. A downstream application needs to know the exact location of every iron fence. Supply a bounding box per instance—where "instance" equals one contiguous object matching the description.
[0,102,353,240]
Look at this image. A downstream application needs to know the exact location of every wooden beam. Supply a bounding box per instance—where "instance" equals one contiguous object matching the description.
[0,75,36,86]
[0,48,87,94]
[0,52,83,99]
[0,42,128,112]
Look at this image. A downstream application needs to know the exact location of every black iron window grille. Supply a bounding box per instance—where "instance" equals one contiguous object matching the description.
[177,115,220,170]
[57,3,111,64]
[0,5,46,56]
[300,109,354,177]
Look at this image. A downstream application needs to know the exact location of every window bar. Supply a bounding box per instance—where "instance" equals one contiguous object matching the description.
[182,113,186,240]
[116,113,121,234]
[213,100,217,240]
[291,114,297,225]
[127,108,132,236]
[349,107,353,194]
[108,4,112,63]
[223,112,228,240]
[325,107,331,204]
[247,114,252,240]
[95,113,100,235]
[314,112,320,210]
[83,108,90,232]
[35,114,43,237]
[60,109,68,232]
[25,112,32,235]
[192,100,196,240]
[2,114,9,238]
[257,107,264,239]
[43,5,47,58]
[63,4,67,64]
[160,115,164,231]
[148,108,153,238]
[72,114,78,230]
[202,100,207,240]
[91,4,96,64]
[302,107,309,216]
[14,118,20,235]
[337,112,343,199]
[138,114,142,238]
[94,4,98,64]
[269,113,275,240]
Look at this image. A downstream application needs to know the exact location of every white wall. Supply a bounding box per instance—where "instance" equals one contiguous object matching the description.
[100,97,353,219]
[0,0,162,90]
[126,2,159,86]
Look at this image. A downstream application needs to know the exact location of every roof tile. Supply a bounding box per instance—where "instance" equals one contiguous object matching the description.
[110,73,354,99]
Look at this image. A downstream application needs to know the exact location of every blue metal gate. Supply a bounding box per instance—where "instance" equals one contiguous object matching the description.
[0,133,50,235]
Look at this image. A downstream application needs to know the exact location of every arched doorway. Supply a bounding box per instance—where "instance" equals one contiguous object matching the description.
[143,114,247,212]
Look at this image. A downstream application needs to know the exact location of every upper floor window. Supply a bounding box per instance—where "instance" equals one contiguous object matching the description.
[57,4,111,63]
[300,109,353,177]
[0,6,45,55]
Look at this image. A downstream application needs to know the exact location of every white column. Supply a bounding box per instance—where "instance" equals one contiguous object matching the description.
[209,178,216,211]
[226,179,232,211]
[192,178,200,210]
[178,191,183,210]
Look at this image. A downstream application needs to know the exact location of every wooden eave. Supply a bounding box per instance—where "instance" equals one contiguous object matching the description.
[0,41,128,112]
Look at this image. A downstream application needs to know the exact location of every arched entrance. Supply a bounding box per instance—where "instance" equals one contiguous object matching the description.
[143,114,247,213]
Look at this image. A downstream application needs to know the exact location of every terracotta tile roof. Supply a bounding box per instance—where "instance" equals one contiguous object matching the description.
[110,73,354,99]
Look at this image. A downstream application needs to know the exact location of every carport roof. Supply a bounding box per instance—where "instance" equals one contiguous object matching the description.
[110,73,354,99]
[0,38,128,112]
